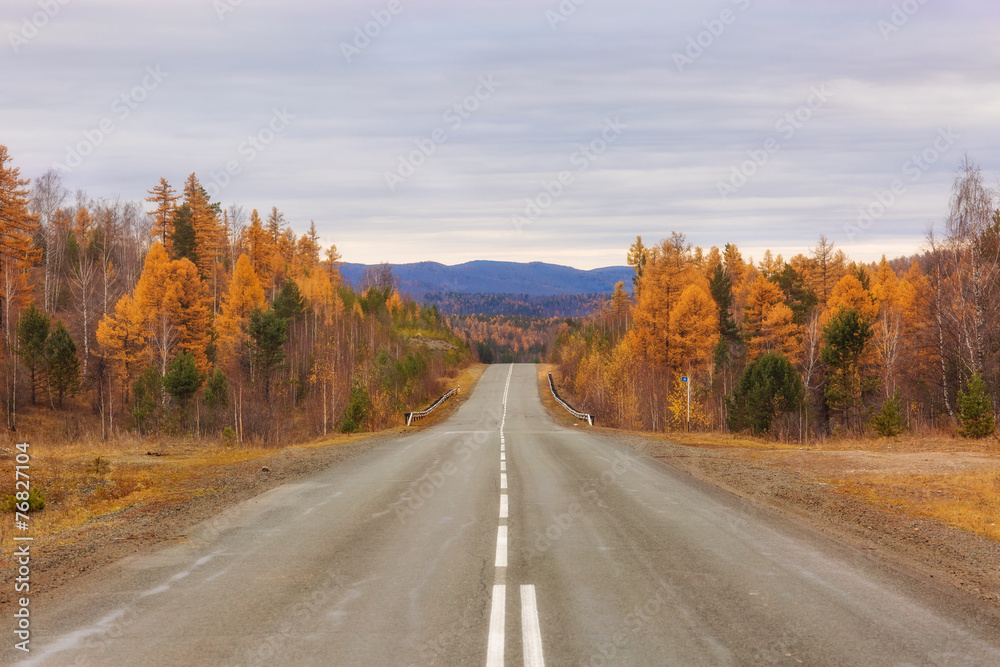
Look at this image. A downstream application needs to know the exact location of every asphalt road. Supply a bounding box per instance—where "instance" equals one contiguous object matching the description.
[19,364,1000,665]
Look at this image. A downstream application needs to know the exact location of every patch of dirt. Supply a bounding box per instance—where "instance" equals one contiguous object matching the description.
[608,432,1000,607]
[410,333,458,352]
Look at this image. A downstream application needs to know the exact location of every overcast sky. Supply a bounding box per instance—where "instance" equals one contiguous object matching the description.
[3,0,998,269]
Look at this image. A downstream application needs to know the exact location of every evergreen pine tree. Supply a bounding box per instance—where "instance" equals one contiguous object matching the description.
[45,321,79,408]
[957,372,995,438]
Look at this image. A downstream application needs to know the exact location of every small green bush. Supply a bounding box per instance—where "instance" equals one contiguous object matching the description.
[870,390,906,437]
[89,456,111,477]
[957,372,996,438]
[341,381,371,433]
[3,487,45,512]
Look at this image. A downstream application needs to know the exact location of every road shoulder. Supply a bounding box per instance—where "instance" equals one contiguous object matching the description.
[611,430,1000,608]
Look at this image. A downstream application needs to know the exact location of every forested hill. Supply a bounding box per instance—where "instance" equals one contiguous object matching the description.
[425,293,608,318]
[339,260,633,298]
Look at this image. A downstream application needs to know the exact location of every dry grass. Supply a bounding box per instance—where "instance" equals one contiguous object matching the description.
[657,432,1000,541]
[643,431,804,451]
[828,471,1000,542]
[0,433,273,548]
[651,430,1000,455]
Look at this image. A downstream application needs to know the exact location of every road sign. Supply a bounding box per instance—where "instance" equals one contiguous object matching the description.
[681,376,689,383]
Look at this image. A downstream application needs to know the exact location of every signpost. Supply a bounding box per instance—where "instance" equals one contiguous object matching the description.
[681,376,690,431]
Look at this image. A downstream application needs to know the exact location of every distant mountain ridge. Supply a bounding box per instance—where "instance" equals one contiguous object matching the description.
[338,260,633,298]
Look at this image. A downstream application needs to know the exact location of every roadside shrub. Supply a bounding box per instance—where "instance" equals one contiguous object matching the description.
[341,381,372,433]
[132,367,163,433]
[88,456,111,477]
[870,389,906,437]
[3,487,46,512]
[957,372,995,438]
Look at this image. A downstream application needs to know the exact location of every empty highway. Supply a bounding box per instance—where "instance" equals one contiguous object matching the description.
[20,364,1000,665]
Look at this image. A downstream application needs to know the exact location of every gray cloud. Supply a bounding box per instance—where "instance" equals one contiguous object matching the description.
[2,0,997,268]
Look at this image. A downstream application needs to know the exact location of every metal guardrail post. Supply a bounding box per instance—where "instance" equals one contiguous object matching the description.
[547,372,594,426]
[405,386,460,426]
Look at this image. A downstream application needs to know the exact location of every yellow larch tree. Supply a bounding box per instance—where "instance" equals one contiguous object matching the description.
[828,273,878,320]
[245,209,271,278]
[631,236,709,370]
[73,206,92,242]
[605,333,643,429]
[163,257,213,374]
[704,246,723,276]
[871,256,899,309]
[0,145,41,349]
[145,177,179,245]
[809,235,848,308]
[296,221,321,273]
[722,243,745,285]
[182,173,221,281]
[667,283,719,375]
[134,242,213,375]
[871,257,903,395]
[216,254,266,365]
[96,292,149,400]
[743,275,782,358]
[760,302,801,363]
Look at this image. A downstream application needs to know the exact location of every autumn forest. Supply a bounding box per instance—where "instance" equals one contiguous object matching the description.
[2,142,998,446]
[0,145,466,445]
[555,157,1000,441]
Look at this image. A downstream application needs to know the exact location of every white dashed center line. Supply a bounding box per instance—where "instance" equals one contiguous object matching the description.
[521,585,545,667]
[495,526,508,568]
[486,364,545,666]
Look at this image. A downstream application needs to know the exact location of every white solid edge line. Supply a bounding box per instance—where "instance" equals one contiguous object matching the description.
[486,584,505,667]
[521,585,545,667]
[496,525,508,567]
[500,494,508,518]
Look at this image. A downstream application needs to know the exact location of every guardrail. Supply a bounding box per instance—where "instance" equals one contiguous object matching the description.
[404,387,460,426]
[547,372,594,426]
